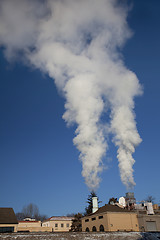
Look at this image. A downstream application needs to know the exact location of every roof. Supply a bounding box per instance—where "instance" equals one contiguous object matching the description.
[19,221,40,223]
[0,208,18,224]
[83,204,131,218]
[44,216,73,222]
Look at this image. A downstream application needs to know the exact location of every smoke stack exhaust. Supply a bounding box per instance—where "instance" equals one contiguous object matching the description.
[92,197,98,213]
[0,0,142,190]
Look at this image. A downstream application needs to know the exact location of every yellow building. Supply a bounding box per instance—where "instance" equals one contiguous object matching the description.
[42,216,73,232]
[82,204,139,232]
[17,220,48,232]
[0,208,18,233]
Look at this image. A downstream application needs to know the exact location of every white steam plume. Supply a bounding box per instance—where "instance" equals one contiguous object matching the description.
[0,0,142,189]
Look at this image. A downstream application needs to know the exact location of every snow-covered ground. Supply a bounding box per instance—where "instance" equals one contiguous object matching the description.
[0,232,160,240]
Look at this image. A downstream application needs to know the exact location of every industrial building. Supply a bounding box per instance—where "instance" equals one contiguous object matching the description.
[82,204,139,232]
[82,193,160,232]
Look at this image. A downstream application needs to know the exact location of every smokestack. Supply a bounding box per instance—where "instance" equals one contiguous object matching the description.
[92,197,98,213]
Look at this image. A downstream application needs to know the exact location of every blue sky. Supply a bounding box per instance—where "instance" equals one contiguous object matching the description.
[0,0,160,217]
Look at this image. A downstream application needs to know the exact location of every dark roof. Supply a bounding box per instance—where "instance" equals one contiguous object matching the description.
[84,204,131,218]
[96,204,130,214]
[0,208,18,224]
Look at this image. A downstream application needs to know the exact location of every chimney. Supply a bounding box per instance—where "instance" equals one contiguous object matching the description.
[92,197,98,213]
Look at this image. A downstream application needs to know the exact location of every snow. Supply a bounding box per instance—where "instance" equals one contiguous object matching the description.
[0,232,160,240]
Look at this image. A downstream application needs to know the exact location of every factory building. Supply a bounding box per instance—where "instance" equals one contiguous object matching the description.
[82,193,160,232]
[82,201,139,232]
[125,193,160,231]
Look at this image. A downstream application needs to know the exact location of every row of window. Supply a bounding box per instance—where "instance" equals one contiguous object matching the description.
[85,215,103,222]
[86,225,104,232]
[55,223,70,228]
[0,227,14,233]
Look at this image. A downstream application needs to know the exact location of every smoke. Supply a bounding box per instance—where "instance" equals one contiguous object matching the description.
[0,0,142,189]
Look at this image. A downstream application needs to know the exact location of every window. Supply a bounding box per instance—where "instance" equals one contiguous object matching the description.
[99,215,103,219]
[92,226,97,232]
[146,221,157,231]
[66,223,69,228]
[0,227,14,233]
[86,227,90,232]
[61,223,64,227]
[92,217,96,221]
[99,225,104,232]
[55,223,58,228]
[85,219,89,222]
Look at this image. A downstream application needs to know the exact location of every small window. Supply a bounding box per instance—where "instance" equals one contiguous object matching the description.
[99,216,103,219]
[85,219,89,222]
[61,223,64,227]
[66,223,69,228]
[92,217,96,221]
[92,226,97,232]
[99,224,104,232]
[55,223,58,227]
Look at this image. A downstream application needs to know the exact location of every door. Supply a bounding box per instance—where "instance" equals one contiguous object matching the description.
[146,221,157,232]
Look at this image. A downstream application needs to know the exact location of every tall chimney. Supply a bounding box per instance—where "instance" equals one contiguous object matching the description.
[92,197,98,213]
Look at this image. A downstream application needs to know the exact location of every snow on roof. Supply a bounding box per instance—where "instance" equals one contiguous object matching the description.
[19,220,40,223]
[49,216,73,221]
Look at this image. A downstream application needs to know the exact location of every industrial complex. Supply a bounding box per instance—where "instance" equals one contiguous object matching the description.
[0,193,160,233]
[82,193,160,232]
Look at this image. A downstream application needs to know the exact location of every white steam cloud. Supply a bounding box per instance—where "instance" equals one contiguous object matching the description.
[0,0,142,189]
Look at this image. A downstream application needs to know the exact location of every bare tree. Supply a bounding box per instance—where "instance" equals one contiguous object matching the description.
[39,214,48,222]
[15,212,25,221]
[67,213,75,217]
[22,203,39,219]
[145,195,155,204]
[108,197,118,205]
[16,203,48,221]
